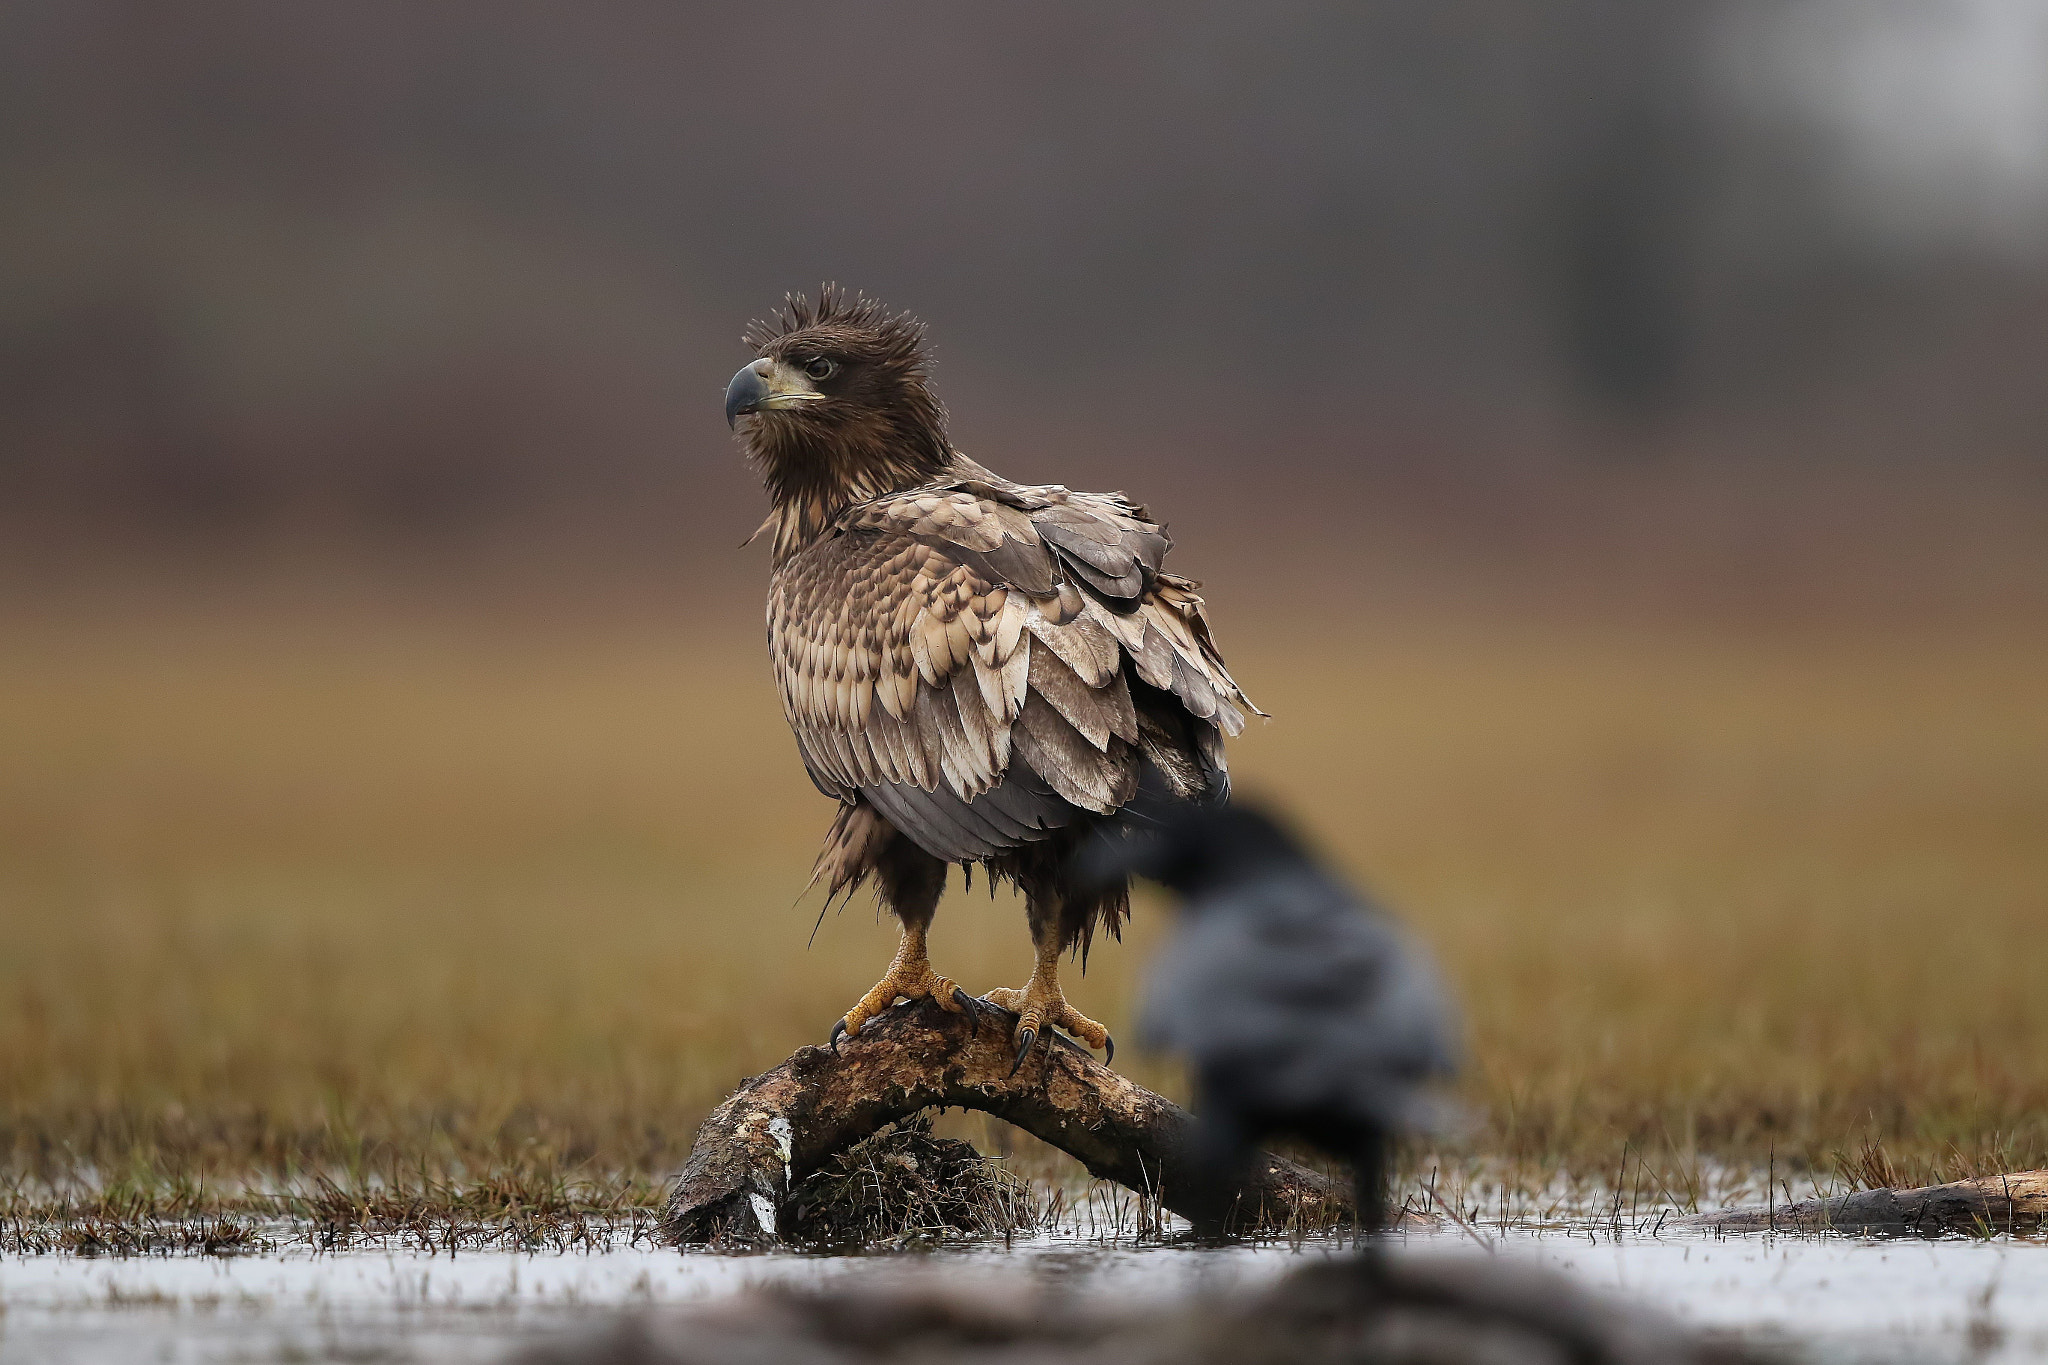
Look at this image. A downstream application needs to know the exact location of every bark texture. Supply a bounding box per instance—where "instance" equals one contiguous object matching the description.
[1682,1170,2048,1236]
[663,996,1350,1247]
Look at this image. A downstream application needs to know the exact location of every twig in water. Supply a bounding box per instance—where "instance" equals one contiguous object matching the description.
[1426,1173,1495,1254]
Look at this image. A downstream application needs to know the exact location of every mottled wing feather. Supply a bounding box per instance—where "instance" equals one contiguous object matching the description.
[770,465,1258,863]
[1026,640,1120,751]
[1026,610,1120,688]
[1012,692,1138,813]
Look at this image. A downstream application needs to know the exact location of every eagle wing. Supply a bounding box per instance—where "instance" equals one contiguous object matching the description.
[769,471,1257,866]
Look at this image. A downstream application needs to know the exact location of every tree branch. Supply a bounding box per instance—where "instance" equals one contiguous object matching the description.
[663,996,1351,1247]
[1681,1170,2048,1236]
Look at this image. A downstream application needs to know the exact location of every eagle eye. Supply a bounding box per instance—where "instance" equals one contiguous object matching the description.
[803,356,836,381]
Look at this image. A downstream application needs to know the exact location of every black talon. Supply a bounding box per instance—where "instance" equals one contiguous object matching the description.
[828,1019,847,1053]
[1009,1027,1036,1077]
[953,987,982,1023]
[1102,1033,1115,1065]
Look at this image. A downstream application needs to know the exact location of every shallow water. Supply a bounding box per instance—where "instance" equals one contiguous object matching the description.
[4,1227,2046,1363]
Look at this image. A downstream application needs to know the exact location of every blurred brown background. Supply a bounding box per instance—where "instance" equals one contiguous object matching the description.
[3,2,2046,1187]
[4,0,2045,613]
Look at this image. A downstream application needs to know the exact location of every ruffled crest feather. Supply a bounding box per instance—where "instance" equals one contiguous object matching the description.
[744,283,926,362]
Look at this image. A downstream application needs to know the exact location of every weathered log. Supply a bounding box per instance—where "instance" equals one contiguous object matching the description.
[663,995,1352,1246]
[1680,1169,2048,1236]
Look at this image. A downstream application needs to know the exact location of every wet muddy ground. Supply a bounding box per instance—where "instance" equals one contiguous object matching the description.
[4,1225,2046,1364]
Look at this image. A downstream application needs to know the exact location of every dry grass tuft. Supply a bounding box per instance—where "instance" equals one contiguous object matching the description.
[1835,1137,1904,1194]
[787,1115,1042,1247]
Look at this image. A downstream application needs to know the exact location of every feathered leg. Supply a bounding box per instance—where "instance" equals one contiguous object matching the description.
[829,834,969,1048]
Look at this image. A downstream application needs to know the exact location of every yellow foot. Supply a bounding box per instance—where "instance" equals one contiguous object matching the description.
[983,977,1114,1073]
[828,944,967,1051]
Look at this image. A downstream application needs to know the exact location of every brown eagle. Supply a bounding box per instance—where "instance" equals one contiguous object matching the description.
[725,288,1259,1071]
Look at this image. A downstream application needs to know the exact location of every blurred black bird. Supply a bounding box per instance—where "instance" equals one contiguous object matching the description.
[1088,803,1460,1237]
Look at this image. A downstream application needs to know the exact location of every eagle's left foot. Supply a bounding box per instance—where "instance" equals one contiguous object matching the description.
[983,976,1114,1075]
[828,925,965,1052]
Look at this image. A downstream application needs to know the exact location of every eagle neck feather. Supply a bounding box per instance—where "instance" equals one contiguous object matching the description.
[754,415,953,564]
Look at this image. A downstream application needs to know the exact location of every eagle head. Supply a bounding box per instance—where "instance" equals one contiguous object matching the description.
[727,288,952,526]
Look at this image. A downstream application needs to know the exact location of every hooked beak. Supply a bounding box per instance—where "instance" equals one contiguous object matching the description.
[725,358,823,428]
[725,360,769,428]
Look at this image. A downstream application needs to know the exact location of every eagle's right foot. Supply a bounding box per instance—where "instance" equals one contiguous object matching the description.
[983,976,1114,1075]
[828,925,964,1051]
